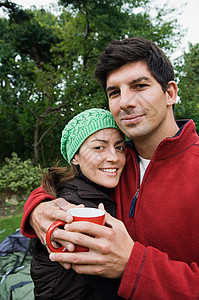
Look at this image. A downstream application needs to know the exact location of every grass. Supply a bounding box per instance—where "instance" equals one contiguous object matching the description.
[0,213,23,243]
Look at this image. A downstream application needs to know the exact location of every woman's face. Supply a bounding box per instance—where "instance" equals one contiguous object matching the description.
[72,128,126,188]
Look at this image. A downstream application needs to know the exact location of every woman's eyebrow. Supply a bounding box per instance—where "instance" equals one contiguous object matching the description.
[115,139,125,145]
[90,139,125,144]
[90,138,108,143]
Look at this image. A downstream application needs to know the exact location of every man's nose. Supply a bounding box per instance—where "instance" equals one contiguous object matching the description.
[119,89,137,110]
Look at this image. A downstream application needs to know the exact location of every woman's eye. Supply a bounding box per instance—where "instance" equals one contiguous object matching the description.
[94,146,104,150]
[116,146,125,151]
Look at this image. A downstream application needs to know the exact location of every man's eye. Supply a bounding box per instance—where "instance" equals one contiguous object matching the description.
[135,84,148,89]
[109,90,120,98]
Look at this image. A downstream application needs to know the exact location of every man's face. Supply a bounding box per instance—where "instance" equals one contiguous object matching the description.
[106,62,175,141]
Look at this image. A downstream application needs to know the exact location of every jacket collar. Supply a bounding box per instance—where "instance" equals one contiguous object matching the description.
[126,120,199,161]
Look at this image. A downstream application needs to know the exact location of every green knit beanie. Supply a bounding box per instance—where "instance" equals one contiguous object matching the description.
[61,108,119,164]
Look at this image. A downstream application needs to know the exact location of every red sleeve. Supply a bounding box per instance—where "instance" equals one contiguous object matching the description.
[118,242,199,299]
[21,185,54,238]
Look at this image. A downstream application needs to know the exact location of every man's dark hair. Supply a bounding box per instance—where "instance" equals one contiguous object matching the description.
[94,36,174,93]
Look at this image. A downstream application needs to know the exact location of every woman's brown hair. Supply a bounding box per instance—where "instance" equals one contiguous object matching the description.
[40,163,79,198]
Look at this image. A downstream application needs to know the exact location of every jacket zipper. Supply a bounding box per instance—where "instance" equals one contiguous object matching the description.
[129,188,139,217]
[129,152,140,218]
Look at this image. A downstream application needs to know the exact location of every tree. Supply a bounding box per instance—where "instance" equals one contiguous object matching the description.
[175,43,199,133]
[0,0,183,165]
[0,5,68,164]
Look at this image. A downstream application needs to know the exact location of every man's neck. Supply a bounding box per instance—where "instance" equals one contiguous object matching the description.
[134,122,179,160]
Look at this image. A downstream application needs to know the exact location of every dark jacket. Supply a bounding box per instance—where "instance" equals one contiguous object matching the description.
[29,176,118,300]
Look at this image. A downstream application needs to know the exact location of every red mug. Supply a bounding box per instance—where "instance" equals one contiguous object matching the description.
[46,207,105,252]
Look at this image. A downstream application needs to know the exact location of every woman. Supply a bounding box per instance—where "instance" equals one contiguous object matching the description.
[29,108,126,300]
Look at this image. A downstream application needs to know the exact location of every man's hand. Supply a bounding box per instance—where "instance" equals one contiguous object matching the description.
[49,211,134,278]
[29,198,83,247]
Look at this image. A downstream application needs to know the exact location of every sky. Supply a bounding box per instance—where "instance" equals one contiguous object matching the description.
[162,0,199,56]
[165,0,199,46]
[1,0,199,57]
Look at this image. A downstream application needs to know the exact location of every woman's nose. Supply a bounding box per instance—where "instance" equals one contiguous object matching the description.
[106,149,118,162]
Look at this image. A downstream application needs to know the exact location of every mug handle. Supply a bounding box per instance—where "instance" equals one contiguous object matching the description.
[46,220,68,252]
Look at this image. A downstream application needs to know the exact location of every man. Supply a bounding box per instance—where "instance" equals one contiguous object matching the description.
[21,37,199,299]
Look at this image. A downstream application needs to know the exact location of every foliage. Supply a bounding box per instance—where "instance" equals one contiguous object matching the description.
[0,0,183,165]
[175,43,199,133]
[0,152,42,195]
[0,213,23,243]
[175,100,199,133]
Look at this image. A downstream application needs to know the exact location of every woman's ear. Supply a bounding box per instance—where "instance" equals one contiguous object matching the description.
[166,81,178,106]
[71,154,79,165]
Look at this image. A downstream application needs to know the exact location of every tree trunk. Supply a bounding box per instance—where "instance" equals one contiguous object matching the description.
[32,118,43,164]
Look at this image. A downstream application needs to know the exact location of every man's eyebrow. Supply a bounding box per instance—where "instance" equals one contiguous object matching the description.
[131,76,151,84]
[106,85,118,94]
[106,76,151,94]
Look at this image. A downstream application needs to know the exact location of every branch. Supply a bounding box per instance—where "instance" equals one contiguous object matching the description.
[0,1,19,10]
[19,101,38,119]
[40,103,65,118]
[37,115,61,146]
[0,1,32,22]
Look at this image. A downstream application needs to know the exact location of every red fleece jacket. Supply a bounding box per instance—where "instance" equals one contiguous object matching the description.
[21,120,199,299]
[21,186,54,238]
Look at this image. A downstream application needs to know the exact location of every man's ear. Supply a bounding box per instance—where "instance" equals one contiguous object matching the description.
[166,81,178,106]
[71,155,79,165]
